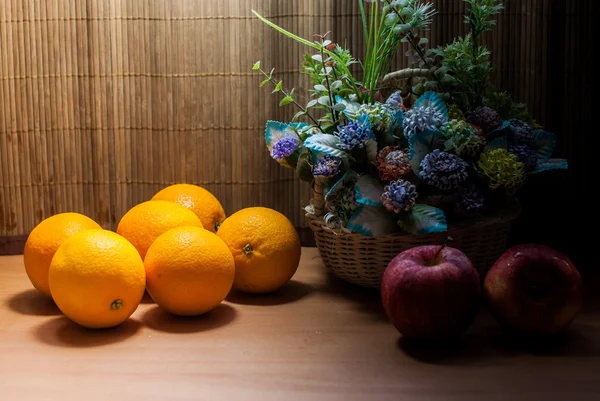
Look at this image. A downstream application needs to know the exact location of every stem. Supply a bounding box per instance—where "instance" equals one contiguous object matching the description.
[319,42,337,124]
[432,244,446,262]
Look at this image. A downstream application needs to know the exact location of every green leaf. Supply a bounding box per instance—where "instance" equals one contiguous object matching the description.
[312,54,323,62]
[252,61,261,70]
[314,84,328,92]
[318,96,331,106]
[330,80,343,90]
[260,79,270,88]
[273,81,283,93]
[331,103,346,112]
[279,96,294,106]
[306,99,318,108]
[292,111,306,122]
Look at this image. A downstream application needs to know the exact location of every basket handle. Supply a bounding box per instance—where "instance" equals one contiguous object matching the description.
[381,67,436,88]
[313,179,325,217]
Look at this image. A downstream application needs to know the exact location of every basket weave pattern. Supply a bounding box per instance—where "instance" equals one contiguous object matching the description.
[308,180,519,288]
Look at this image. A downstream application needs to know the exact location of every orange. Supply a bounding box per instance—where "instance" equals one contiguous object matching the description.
[145,226,235,316]
[152,184,226,233]
[116,200,203,260]
[49,230,146,329]
[23,212,101,296]
[217,207,301,294]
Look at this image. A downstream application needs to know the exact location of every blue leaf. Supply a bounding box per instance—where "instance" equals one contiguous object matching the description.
[365,138,378,162]
[355,175,384,207]
[265,120,292,151]
[347,205,397,237]
[304,134,349,159]
[485,136,508,152]
[409,129,446,174]
[336,96,362,120]
[325,170,357,199]
[530,158,568,174]
[414,91,448,121]
[388,109,404,137]
[532,130,557,163]
[398,204,447,235]
[486,120,511,138]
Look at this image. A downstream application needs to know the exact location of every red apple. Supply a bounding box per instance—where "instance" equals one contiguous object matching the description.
[484,244,582,335]
[381,245,481,340]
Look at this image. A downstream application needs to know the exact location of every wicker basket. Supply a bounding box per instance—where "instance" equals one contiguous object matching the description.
[308,181,520,289]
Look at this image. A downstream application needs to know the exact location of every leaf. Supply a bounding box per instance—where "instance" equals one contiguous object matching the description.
[322,40,332,47]
[337,96,361,119]
[260,79,270,88]
[318,96,331,106]
[252,61,261,70]
[265,120,292,150]
[279,96,294,106]
[365,138,378,163]
[414,91,448,121]
[409,129,446,174]
[355,175,384,207]
[486,120,511,138]
[292,111,306,122]
[312,54,323,62]
[295,150,314,183]
[304,134,349,158]
[485,136,508,152]
[347,205,397,237]
[398,204,447,235]
[272,81,283,93]
[532,130,557,163]
[314,84,328,92]
[326,170,357,199]
[530,159,568,174]
[306,99,318,108]
[331,103,346,112]
[330,80,343,90]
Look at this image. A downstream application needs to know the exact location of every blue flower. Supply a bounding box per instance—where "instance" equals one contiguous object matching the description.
[269,137,300,161]
[313,155,344,178]
[508,119,534,145]
[337,120,374,150]
[403,106,446,138]
[381,179,418,214]
[508,145,538,171]
[419,150,469,190]
[459,185,485,213]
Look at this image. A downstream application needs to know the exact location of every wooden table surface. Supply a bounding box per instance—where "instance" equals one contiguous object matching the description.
[1,248,599,401]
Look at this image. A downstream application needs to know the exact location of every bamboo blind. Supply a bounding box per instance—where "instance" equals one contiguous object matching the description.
[0,0,594,255]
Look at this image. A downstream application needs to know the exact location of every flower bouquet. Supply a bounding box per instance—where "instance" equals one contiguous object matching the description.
[253,0,567,287]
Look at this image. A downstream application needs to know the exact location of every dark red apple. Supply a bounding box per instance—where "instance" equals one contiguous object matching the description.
[484,244,582,335]
[381,245,481,340]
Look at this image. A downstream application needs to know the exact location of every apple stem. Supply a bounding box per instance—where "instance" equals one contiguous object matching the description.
[432,236,453,262]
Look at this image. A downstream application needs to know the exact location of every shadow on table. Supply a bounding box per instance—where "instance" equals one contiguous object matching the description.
[140,290,154,304]
[317,273,389,322]
[142,303,236,334]
[34,317,141,347]
[397,314,600,365]
[226,280,313,306]
[7,289,61,316]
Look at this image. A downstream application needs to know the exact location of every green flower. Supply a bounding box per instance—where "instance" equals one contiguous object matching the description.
[440,120,483,157]
[357,103,393,132]
[448,104,465,121]
[478,149,525,193]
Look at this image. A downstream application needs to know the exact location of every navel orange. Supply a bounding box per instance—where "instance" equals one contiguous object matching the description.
[116,200,203,260]
[145,226,235,316]
[49,229,146,329]
[152,184,226,233]
[23,213,101,296]
[216,207,301,294]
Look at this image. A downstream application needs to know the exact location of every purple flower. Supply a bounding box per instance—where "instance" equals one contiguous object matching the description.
[508,119,535,145]
[403,106,446,138]
[381,179,418,214]
[465,106,502,134]
[508,145,538,171]
[419,150,469,191]
[337,121,374,150]
[313,155,343,178]
[459,186,485,213]
[270,137,300,161]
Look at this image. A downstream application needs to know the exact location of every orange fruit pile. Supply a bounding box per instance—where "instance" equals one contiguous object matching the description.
[22,184,301,329]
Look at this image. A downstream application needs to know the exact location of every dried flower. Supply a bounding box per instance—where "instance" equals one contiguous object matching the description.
[508,145,538,171]
[465,106,502,134]
[375,146,411,181]
[338,120,375,150]
[270,137,300,161]
[419,150,469,190]
[403,105,446,138]
[508,119,534,145]
[459,185,485,213]
[478,149,525,192]
[381,179,418,214]
[313,155,344,178]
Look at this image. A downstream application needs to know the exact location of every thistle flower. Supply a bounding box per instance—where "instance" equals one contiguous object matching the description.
[270,137,300,161]
[403,106,446,138]
[381,179,418,214]
[508,145,538,171]
[465,106,502,134]
[313,155,344,178]
[375,146,411,181]
[459,186,485,213]
[357,103,393,132]
[508,119,534,145]
[419,150,469,191]
[478,149,525,192]
[448,104,465,121]
[338,120,374,150]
